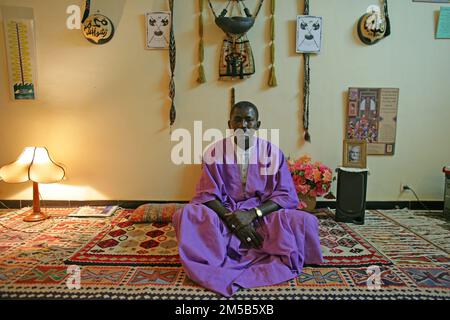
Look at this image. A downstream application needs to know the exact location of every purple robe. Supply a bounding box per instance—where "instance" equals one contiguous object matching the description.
[173,137,323,297]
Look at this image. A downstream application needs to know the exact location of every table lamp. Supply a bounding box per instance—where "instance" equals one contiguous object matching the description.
[0,147,65,222]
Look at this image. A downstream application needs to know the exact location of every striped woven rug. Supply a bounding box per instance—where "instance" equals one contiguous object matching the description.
[0,207,449,300]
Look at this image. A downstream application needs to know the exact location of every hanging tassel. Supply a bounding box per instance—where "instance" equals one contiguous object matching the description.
[304,129,311,143]
[305,130,311,143]
[197,63,206,83]
[268,42,277,87]
[268,66,277,87]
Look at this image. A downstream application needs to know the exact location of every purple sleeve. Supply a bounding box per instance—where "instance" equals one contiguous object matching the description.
[190,162,225,205]
[265,150,300,210]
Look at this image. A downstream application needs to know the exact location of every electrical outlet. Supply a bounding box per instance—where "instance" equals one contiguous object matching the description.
[400,183,410,192]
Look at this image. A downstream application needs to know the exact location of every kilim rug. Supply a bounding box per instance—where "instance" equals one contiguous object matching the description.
[376,209,450,253]
[65,210,180,266]
[65,209,390,267]
[0,207,449,300]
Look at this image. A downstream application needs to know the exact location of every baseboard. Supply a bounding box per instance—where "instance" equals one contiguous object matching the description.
[0,199,190,209]
[0,199,444,210]
[316,200,444,210]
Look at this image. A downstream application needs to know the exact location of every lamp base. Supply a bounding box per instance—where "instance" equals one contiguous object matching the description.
[23,211,48,222]
[23,181,47,222]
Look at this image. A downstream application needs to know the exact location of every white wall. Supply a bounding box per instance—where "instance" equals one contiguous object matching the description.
[0,0,449,202]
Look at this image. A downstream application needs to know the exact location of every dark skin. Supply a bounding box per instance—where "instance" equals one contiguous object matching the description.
[204,104,281,249]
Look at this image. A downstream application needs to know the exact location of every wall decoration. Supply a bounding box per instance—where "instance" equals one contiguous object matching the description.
[231,87,236,109]
[2,6,38,100]
[357,1,391,45]
[413,0,450,3]
[81,0,115,45]
[207,0,264,80]
[345,88,399,156]
[343,139,367,169]
[218,38,255,79]
[298,0,320,143]
[296,15,322,53]
[145,11,171,49]
[436,6,450,39]
[268,0,277,87]
[197,0,206,83]
[168,0,176,128]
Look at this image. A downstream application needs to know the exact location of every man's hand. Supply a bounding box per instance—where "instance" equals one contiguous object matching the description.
[228,210,257,231]
[235,224,263,249]
[222,213,236,232]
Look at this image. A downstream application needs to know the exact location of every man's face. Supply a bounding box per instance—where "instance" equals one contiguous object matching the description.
[228,106,260,132]
[349,146,361,161]
[228,106,261,148]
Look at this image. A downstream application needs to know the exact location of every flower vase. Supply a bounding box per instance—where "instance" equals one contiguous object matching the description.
[299,194,317,212]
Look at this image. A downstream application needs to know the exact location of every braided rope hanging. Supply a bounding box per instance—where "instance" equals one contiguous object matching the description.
[231,87,235,109]
[268,0,277,87]
[168,0,176,129]
[197,0,206,83]
[302,0,311,142]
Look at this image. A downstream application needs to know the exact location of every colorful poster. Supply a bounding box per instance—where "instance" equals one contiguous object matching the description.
[346,88,400,155]
[2,6,38,100]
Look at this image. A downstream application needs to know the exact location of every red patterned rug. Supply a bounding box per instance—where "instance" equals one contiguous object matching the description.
[65,210,179,266]
[65,209,390,267]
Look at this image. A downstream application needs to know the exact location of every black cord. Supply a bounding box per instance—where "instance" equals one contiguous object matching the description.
[405,186,433,213]
[0,192,57,233]
[208,0,264,19]
[207,0,218,18]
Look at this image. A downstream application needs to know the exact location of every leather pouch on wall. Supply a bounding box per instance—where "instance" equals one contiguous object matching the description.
[219,37,255,80]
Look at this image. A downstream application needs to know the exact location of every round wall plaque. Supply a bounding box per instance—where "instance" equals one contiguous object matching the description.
[82,14,114,45]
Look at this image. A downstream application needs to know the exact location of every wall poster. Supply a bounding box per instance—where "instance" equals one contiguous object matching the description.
[145,11,171,49]
[346,87,400,155]
[296,15,323,53]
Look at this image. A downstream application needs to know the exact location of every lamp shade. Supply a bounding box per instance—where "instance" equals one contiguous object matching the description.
[0,147,65,183]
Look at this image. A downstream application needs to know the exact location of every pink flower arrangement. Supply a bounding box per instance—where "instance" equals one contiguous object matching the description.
[287,155,335,208]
